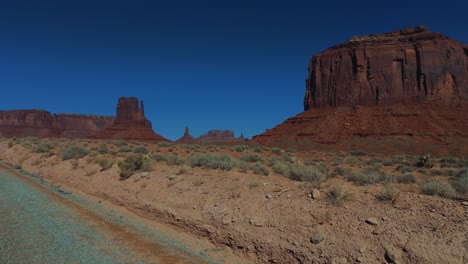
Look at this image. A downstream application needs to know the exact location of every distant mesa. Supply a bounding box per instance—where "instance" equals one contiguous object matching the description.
[254,26,468,156]
[0,109,114,138]
[0,96,168,142]
[93,97,168,142]
[197,129,246,143]
[175,126,198,144]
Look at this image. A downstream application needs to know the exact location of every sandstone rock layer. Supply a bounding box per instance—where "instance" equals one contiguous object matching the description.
[304,26,468,109]
[0,110,113,138]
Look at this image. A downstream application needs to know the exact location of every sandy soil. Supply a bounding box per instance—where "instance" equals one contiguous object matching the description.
[0,139,466,264]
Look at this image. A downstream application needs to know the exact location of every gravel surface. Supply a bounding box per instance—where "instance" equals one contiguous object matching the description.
[0,166,212,264]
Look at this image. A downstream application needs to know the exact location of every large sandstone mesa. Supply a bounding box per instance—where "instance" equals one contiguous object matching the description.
[304,26,468,109]
[93,97,168,142]
[254,26,468,156]
[0,110,113,138]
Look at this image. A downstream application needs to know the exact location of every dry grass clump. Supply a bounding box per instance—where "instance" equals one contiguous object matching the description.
[420,180,457,198]
[327,185,353,206]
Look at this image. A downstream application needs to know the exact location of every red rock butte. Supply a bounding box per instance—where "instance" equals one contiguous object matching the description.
[254,26,468,156]
[93,97,168,142]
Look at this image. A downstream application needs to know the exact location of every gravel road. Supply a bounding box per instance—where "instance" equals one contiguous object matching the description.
[0,164,213,264]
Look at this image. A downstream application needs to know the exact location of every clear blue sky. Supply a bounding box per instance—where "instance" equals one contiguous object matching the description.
[1,0,467,140]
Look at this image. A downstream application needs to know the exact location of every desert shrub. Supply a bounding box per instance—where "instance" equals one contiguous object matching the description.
[398,173,417,183]
[327,185,353,206]
[451,170,468,196]
[395,165,414,173]
[112,140,128,147]
[331,166,348,177]
[96,144,109,154]
[166,154,185,166]
[289,166,325,187]
[150,154,167,162]
[350,150,367,156]
[346,168,391,186]
[158,142,171,147]
[376,184,399,201]
[232,145,246,152]
[241,153,263,163]
[382,160,396,166]
[236,161,248,173]
[60,146,89,160]
[8,138,18,148]
[420,180,457,198]
[416,167,428,173]
[96,155,115,170]
[272,161,289,176]
[188,154,236,171]
[250,163,269,176]
[140,159,153,172]
[33,141,52,153]
[272,148,282,155]
[118,154,145,180]
[344,156,359,165]
[133,146,149,154]
[119,146,132,153]
[286,148,295,153]
[254,147,262,153]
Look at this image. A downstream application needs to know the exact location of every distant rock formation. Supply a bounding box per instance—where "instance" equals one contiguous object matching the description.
[254,26,468,155]
[197,130,245,143]
[93,97,168,142]
[0,110,113,138]
[175,126,198,144]
[304,26,468,110]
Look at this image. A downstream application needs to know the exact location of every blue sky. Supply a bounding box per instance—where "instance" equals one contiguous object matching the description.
[1,0,467,140]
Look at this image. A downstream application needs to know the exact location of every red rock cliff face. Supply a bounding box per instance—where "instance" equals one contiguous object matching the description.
[304,26,468,110]
[54,114,114,138]
[0,110,114,138]
[0,110,59,137]
[93,97,168,142]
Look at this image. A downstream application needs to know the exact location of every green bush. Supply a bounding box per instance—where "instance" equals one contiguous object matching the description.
[158,142,171,147]
[96,155,115,170]
[398,173,417,183]
[232,145,246,152]
[112,140,127,147]
[395,165,414,173]
[250,163,269,176]
[289,166,325,187]
[118,154,145,180]
[96,144,109,154]
[33,141,52,153]
[60,146,89,160]
[272,161,289,176]
[451,170,468,196]
[119,146,132,153]
[150,154,167,162]
[240,153,263,163]
[133,146,149,154]
[350,150,367,156]
[188,154,236,171]
[272,148,282,155]
[420,180,457,198]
